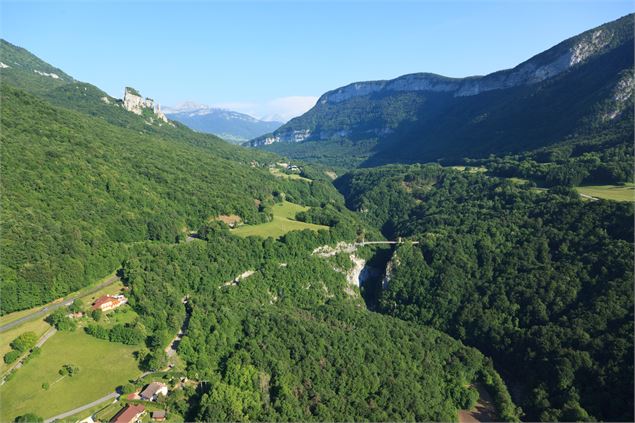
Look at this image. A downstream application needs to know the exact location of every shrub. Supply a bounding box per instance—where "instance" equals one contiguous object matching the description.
[4,350,21,364]
[14,413,43,423]
[10,332,38,352]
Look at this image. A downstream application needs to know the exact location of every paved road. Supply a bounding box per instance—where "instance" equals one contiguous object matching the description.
[44,391,118,423]
[0,275,120,333]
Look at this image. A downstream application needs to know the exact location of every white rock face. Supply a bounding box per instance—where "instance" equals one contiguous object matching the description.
[123,88,169,122]
[312,242,357,258]
[570,30,612,65]
[320,28,616,104]
[0,62,9,69]
[604,72,634,121]
[154,103,168,123]
[33,69,60,79]
[249,21,623,148]
[250,128,312,146]
[123,88,154,115]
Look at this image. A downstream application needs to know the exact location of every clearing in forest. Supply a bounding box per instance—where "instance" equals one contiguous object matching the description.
[575,184,635,202]
[232,201,328,239]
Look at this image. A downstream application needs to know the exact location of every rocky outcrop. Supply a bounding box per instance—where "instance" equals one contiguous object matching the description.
[312,242,357,257]
[249,128,312,147]
[247,15,630,148]
[33,69,61,79]
[603,71,634,121]
[318,28,616,105]
[122,87,168,122]
[381,252,400,291]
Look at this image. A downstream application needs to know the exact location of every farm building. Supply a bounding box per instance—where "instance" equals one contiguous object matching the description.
[110,404,145,423]
[140,381,168,401]
[92,294,127,311]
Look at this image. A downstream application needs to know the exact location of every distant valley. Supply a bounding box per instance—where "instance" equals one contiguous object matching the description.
[165,103,282,144]
[0,11,633,423]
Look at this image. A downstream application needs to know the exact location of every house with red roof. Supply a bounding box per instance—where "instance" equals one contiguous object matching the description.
[109,404,145,423]
[92,294,127,312]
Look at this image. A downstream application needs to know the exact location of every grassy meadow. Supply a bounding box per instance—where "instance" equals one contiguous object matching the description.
[269,166,312,182]
[232,201,328,239]
[575,184,635,202]
[0,330,140,421]
[0,318,51,374]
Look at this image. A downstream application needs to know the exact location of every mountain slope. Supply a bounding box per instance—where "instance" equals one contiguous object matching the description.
[0,40,522,423]
[249,14,634,167]
[0,39,282,165]
[0,39,73,94]
[165,104,282,144]
[0,43,343,314]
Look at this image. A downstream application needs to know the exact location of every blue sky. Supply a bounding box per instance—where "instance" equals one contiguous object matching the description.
[1,1,633,120]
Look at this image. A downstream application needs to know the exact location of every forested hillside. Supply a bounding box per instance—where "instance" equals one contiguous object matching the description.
[120,225,519,421]
[0,73,341,314]
[254,14,633,168]
[335,164,634,421]
[2,16,633,423]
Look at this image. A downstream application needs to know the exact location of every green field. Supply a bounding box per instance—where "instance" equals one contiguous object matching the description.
[269,167,311,182]
[100,305,139,329]
[232,201,329,239]
[575,184,635,202]
[0,318,51,374]
[0,331,140,421]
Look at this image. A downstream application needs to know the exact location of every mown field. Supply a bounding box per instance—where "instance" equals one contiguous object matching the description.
[269,166,312,182]
[0,331,140,421]
[0,318,51,374]
[575,184,635,202]
[231,201,328,239]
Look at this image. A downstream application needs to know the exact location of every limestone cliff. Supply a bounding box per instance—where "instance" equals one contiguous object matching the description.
[247,14,632,148]
[122,87,168,123]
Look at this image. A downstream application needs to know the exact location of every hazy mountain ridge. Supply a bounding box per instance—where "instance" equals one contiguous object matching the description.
[166,103,282,143]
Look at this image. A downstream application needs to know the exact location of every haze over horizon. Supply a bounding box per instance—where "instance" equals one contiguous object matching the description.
[2,0,633,121]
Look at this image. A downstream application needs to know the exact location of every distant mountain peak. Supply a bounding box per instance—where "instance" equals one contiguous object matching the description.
[164,103,283,144]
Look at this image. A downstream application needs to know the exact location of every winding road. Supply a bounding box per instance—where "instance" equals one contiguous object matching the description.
[0,275,120,333]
